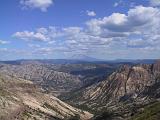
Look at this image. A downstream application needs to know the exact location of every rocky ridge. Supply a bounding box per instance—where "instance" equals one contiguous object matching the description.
[64,61,160,119]
[0,63,82,96]
[0,73,93,120]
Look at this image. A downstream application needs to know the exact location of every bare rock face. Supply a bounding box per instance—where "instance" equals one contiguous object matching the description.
[0,74,93,120]
[0,63,82,96]
[152,60,160,79]
[65,61,160,114]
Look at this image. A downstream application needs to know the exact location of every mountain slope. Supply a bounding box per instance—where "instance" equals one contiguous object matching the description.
[0,62,118,96]
[63,61,160,119]
[0,63,82,96]
[0,73,93,120]
[129,101,160,120]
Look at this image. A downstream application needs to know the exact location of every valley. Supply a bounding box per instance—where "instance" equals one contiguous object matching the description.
[1,0,160,119]
[0,59,159,120]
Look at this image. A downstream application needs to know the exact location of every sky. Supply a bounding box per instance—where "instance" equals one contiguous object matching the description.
[0,0,160,60]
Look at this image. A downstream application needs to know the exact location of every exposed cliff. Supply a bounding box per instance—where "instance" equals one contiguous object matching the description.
[64,61,160,119]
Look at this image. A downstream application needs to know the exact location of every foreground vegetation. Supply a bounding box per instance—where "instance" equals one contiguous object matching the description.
[130,101,160,120]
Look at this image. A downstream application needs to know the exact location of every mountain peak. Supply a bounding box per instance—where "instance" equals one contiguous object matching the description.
[70,54,100,61]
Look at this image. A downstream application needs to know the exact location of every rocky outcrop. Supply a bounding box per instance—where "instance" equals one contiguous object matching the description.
[0,73,93,120]
[0,62,117,96]
[0,63,82,96]
[64,61,160,118]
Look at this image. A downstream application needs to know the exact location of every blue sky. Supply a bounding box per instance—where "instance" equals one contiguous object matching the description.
[0,0,160,60]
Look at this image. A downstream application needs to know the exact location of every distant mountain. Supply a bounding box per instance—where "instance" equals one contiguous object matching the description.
[108,59,157,64]
[0,59,158,65]
[0,59,102,65]
[70,54,102,61]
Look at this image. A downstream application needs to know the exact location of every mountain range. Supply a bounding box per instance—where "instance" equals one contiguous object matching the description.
[0,59,160,120]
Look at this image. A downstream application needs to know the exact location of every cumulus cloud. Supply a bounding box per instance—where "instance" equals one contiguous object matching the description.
[86,10,96,17]
[12,6,160,59]
[0,40,10,44]
[0,48,8,52]
[13,25,113,57]
[28,44,41,48]
[126,39,150,48]
[86,6,160,37]
[150,0,160,7]
[85,5,160,57]
[34,47,53,55]
[13,27,62,42]
[114,2,119,7]
[113,0,124,7]
[20,0,53,12]
[13,31,49,41]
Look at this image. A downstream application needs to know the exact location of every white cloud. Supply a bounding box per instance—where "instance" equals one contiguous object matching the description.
[86,6,159,37]
[114,2,119,7]
[86,10,96,17]
[126,39,149,48]
[85,5,160,58]
[113,0,124,7]
[0,40,10,44]
[28,44,41,48]
[13,31,49,41]
[0,48,8,52]
[20,0,53,12]
[150,0,160,7]
[13,27,63,42]
[63,27,82,35]
[34,47,53,55]
[12,6,160,59]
